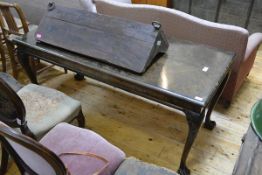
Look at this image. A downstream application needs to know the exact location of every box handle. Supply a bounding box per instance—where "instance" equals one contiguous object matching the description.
[48,2,56,11]
[152,21,161,30]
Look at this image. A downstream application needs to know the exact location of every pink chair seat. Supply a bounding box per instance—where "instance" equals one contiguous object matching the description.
[40,123,125,175]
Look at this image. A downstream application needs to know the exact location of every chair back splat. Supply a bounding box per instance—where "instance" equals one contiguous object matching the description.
[0,77,25,128]
[0,122,67,175]
[0,1,32,78]
[0,77,36,139]
[0,1,29,36]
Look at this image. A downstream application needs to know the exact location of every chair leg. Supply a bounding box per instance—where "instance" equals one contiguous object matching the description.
[0,43,6,72]
[6,42,18,78]
[29,56,37,76]
[20,123,36,140]
[76,109,85,128]
[0,145,9,175]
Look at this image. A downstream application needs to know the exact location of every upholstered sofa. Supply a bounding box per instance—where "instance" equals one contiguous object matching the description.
[93,0,262,106]
[4,0,131,24]
[79,0,131,12]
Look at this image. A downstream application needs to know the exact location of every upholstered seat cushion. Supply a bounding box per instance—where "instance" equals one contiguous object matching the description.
[17,84,81,138]
[40,123,125,175]
[114,157,178,175]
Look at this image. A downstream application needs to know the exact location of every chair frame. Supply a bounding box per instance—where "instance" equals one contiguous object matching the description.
[0,2,29,35]
[0,123,67,175]
[0,2,29,78]
[0,77,32,136]
[0,2,66,79]
[0,76,86,138]
[0,73,85,174]
[0,33,6,72]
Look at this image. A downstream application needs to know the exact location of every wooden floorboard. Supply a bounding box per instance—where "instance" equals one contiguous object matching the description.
[3,46,262,175]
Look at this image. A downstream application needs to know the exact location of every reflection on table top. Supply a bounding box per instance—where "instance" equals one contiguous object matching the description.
[14,29,234,108]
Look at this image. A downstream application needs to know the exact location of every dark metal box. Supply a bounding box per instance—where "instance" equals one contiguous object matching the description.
[35,3,169,74]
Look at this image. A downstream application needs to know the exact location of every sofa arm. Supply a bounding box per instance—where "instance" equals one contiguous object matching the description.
[244,33,262,62]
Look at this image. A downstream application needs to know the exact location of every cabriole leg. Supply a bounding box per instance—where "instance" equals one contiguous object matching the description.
[178,110,204,175]
[17,50,38,84]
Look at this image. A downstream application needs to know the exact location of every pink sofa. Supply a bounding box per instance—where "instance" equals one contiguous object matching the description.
[94,0,262,106]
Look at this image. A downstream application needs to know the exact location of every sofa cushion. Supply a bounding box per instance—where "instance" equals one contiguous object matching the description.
[40,123,125,175]
[114,157,178,175]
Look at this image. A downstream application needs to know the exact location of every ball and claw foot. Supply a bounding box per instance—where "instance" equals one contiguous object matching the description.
[74,73,85,81]
[178,165,190,175]
[203,120,216,130]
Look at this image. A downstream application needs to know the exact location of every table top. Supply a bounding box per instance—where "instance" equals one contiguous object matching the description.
[13,28,234,111]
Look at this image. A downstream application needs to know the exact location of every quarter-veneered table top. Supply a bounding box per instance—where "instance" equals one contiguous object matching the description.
[13,29,234,111]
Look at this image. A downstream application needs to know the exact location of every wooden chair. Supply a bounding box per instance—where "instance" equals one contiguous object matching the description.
[0,73,85,173]
[0,2,54,79]
[0,122,67,175]
[0,2,30,78]
[0,121,125,175]
[0,33,6,72]
[0,73,85,139]
[0,12,32,74]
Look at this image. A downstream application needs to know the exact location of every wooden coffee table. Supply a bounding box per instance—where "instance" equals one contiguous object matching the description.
[13,28,234,175]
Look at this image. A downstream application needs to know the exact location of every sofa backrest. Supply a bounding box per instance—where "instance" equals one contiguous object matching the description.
[79,0,131,12]
[95,0,249,75]
[4,0,131,24]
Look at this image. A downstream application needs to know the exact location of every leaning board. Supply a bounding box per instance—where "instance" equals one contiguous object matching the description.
[35,3,169,74]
